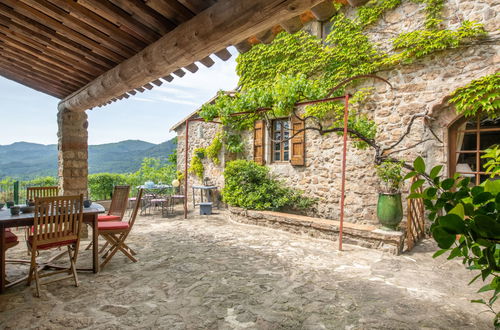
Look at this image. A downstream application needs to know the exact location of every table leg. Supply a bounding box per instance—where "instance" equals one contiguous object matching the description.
[0,228,5,293]
[92,215,99,273]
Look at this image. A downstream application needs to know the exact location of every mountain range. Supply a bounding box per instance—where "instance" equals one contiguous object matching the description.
[0,139,177,180]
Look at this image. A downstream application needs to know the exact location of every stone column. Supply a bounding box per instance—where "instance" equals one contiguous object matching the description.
[57,108,89,196]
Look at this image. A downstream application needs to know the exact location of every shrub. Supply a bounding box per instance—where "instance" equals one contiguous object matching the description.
[407,157,500,326]
[88,173,127,200]
[222,160,316,211]
[376,161,403,193]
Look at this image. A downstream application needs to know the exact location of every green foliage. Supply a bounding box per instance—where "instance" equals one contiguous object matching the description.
[482,145,500,178]
[449,72,500,118]
[407,157,500,326]
[88,156,176,200]
[357,0,402,27]
[222,160,316,211]
[188,148,205,180]
[388,21,486,65]
[88,173,127,200]
[376,161,404,193]
[23,176,58,187]
[206,132,223,164]
[199,0,486,156]
[412,0,445,29]
[236,31,330,90]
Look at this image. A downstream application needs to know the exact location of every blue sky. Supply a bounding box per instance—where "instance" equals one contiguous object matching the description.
[0,47,239,146]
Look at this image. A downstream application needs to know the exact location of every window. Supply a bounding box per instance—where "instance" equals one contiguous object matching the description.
[449,113,500,185]
[272,119,290,162]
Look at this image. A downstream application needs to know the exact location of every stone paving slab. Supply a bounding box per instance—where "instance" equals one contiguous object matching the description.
[0,211,491,329]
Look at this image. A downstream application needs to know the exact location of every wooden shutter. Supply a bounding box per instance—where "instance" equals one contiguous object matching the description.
[253,120,265,165]
[290,116,305,166]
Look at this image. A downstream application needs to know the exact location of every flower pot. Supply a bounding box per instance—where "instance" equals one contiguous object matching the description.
[377,192,403,231]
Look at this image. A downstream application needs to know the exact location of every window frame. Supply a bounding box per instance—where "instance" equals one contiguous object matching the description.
[448,113,500,185]
[271,118,291,163]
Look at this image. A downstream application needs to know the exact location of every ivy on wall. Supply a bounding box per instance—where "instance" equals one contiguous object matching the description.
[200,0,489,151]
[449,72,500,118]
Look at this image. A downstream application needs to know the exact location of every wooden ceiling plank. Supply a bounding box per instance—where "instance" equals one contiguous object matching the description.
[1,0,126,63]
[214,49,232,61]
[43,0,146,51]
[77,0,160,44]
[0,33,101,78]
[0,44,91,85]
[0,57,82,91]
[199,56,215,68]
[135,87,146,93]
[0,70,65,98]
[109,0,175,35]
[0,22,108,73]
[0,5,117,68]
[144,0,194,25]
[176,0,216,14]
[60,0,326,111]
[0,14,109,71]
[0,48,87,86]
[128,90,137,95]
[143,83,154,90]
[0,63,73,95]
[17,0,136,57]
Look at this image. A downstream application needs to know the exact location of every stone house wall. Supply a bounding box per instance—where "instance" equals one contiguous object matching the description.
[174,0,499,225]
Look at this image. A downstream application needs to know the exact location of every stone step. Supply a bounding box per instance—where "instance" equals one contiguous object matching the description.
[228,207,405,255]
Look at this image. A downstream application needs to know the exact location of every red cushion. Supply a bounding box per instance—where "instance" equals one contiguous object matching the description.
[98,215,122,221]
[98,221,129,231]
[27,236,77,250]
[5,230,18,244]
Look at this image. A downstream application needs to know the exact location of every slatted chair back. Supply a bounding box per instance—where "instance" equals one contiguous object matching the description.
[108,185,131,218]
[31,195,84,249]
[127,188,143,228]
[27,186,59,201]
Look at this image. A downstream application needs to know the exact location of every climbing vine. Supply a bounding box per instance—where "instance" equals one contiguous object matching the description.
[200,0,488,154]
[449,72,500,118]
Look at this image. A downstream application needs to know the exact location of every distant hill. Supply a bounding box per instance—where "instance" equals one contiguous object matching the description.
[0,139,177,180]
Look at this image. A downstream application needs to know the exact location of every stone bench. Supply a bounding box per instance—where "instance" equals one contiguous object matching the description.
[228,207,405,255]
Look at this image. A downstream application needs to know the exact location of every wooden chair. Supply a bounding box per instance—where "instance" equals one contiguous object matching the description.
[26,186,59,202]
[98,189,143,269]
[27,195,84,297]
[98,185,130,222]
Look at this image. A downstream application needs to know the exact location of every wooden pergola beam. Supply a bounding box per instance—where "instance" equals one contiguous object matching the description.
[59,0,325,112]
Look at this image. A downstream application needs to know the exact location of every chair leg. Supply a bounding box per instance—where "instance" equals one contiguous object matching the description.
[33,263,41,297]
[27,250,37,286]
[68,246,79,287]
[99,241,110,253]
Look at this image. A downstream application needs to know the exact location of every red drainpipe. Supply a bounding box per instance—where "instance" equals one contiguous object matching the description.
[183,120,190,219]
[339,93,349,251]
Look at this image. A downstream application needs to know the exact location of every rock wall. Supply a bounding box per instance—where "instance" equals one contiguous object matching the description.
[175,0,499,225]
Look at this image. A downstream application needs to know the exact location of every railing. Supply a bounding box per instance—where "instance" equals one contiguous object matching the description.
[0,181,56,205]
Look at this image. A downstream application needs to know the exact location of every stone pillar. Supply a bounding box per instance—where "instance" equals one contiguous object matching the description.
[57,108,88,196]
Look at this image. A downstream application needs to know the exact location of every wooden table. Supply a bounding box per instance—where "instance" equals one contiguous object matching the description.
[0,203,105,293]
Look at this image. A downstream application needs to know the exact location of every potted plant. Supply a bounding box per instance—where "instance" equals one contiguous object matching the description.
[375,160,404,230]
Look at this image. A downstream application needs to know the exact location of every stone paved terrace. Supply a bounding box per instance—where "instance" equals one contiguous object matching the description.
[0,210,492,329]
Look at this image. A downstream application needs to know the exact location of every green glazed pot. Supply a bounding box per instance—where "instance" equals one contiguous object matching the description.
[377,193,403,231]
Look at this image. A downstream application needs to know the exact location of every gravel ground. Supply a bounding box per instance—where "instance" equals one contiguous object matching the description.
[0,210,492,329]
